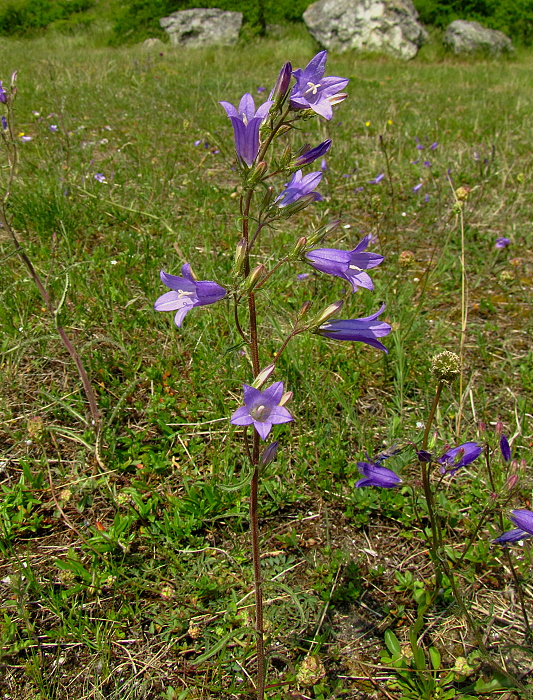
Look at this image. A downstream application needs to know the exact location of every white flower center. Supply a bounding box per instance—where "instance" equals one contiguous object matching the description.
[250,404,270,421]
[177,290,194,298]
[305,81,321,96]
[349,265,363,271]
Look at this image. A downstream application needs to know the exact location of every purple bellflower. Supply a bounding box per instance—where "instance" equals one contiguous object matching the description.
[493,509,533,545]
[230,382,293,440]
[154,264,226,328]
[1,116,7,130]
[356,461,402,488]
[495,237,510,249]
[437,441,482,476]
[293,139,331,168]
[275,170,323,207]
[369,172,384,184]
[305,235,384,292]
[0,81,6,104]
[500,434,511,462]
[290,50,349,120]
[316,304,391,352]
[219,93,273,167]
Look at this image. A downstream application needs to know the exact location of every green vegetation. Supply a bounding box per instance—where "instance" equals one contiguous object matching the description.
[0,26,532,699]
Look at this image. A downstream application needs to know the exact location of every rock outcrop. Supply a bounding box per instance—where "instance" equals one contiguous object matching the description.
[303,0,428,60]
[160,8,242,48]
[443,20,513,55]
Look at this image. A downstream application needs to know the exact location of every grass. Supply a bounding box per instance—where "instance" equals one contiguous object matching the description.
[0,22,533,700]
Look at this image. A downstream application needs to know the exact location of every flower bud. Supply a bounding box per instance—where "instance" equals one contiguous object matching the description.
[275,124,292,137]
[328,92,347,106]
[417,449,433,463]
[431,351,461,382]
[242,264,266,292]
[260,186,275,210]
[293,140,331,169]
[297,300,312,321]
[290,237,307,258]
[10,71,17,88]
[455,185,471,201]
[278,144,292,169]
[495,421,504,435]
[309,300,343,328]
[306,220,341,247]
[504,473,519,491]
[279,193,317,217]
[233,238,247,275]
[252,363,276,389]
[248,160,268,185]
[279,391,293,407]
[270,62,292,106]
[478,421,486,433]
[260,441,279,467]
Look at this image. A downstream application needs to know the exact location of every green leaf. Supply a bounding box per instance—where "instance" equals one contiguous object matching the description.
[385,629,402,656]
[429,646,441,670]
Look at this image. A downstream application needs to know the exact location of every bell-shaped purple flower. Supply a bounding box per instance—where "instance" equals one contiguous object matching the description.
[495,237,510,249]
[437,441,482,476]
[154,264,226,328]
[220,93,273,167]
[275,170,323,207]
[306,235,384,292]
[230,382,293,440]
[316,304,391,352]
[500,434,511,462]
[356,461,402,488]
[293,139,331,168]
[290,51,349,120]
[270,62,292,104]
[0,81,7,104]
[493,509,533,544]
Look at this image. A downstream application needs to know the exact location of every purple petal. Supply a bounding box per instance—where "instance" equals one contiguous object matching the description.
[261,381,284,406]
[219,100,238,119]
[253,419,273,440]
[500,434,511,462]
[230,406,254,426]
[310,99,333,120]
[267,406,293,425]
[174,303,194,327]
[510,510,533,536]
[159,269,196,293]
[238,93,256,122]
[243,384,263,409]
[154,290,194,312]
[493,528,531,544]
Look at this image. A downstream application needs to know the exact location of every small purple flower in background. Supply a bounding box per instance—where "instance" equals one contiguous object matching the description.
[356,461,402,488]
[297,273,310,280]
[257,86,266,94]
[495,237,510,249]
[316,304,391,352]
[424,194,430,203]
[290,50,349,120]
[1,116,7,130]
[94,173,106,183]
[230,382,293,440]
[320,158,327,172]
[19,132,32,142]
[430,142,439,150]
[354,186,364,192]
[500,434,511,462]
[369,172,384,185]
[493,509,533,545]
[293,139,331,168]
[0,81,7,104]
[413,183,423,193]
[219,93,273,167]
[154,264,227,328]
[49,124,58,132]
[193,139,202,146]
[275,170,323,207]
[306,235,384,292]
[437,441,482,476]
[411,159,419,165]
[423,160,431,167]
[416,140,424,150]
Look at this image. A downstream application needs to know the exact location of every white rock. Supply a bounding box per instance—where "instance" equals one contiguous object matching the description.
[303,0,428,60]
[443,20,513,55]
[160,8,243,48]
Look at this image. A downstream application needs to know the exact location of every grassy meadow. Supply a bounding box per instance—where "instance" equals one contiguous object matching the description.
[0,23,532,699]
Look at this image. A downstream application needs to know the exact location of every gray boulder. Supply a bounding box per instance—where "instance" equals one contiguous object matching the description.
[443,20,513,55]
[159,8,243,48]
[303,0,428,60]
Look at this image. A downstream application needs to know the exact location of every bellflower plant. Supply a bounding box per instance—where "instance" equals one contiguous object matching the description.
[437,441,482,475]
[154,51,392,699]
[356,461,402,488]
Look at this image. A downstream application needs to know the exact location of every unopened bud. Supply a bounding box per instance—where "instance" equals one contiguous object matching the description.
[242,264,266,292]
[478,421,486,433]
[10,71,17,88]
[495,421,504,435]
[271,61,292,105]
[280,193,317,217]
[328,92,347,106]
[233,238,247,275]
[306,220,341,247]
[520,457,527,471]
[504,473,519,491]
[431,351,461,382]
[260,186,275,210]
[297,300,312,321]
[309,300,343,327]
[275,124,292,137]
[252,363,276,389]
[279,391,293,407]
[290,237,307,258]
[260,441,279,468]
[248,160,268,184]
[279,144,292,169]
[293,139,331,169]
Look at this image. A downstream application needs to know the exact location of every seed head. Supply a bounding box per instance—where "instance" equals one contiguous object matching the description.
[431,351,461,382]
